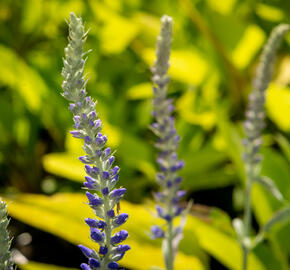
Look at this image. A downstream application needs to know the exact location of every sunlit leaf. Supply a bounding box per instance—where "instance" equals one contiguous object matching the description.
[0,45,48,112]
[188,214,266,270]
[255,4,285,22]
[142,49,209,85]
[126,83,153,100]
[3,193,283,270]
[43,131,155,182]
[89,2,139,54]
[176,90,216,130]
[42,153,84,183]
[231,25,266,69]
[206,0,237,15]
[21,0,43,32]
[266,83,290,132]
[4,194,205,270]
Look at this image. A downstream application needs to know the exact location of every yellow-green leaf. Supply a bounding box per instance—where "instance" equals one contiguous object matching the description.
[3,193,276,270]
[89,2,139,54]
[266,83,290,132]
[42,153,84,183]
[206,0,237,15]
[255,4,285,22]
[4,194,204,270]
[0,45,48,112]
[176,90,216,130]
[188,217,265,270]
[126,83,153,100]
[142,49,209,85]
[231,25,266,69]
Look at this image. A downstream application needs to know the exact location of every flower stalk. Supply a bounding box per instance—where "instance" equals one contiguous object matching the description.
[62,13,130,270]
[0,199,14,270]
[150,15,186,270]
[241,24,290,270]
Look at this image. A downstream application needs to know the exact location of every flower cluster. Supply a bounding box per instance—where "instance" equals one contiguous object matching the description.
[241,24,290,270]
[243,24,290,172]
[150,15,186,270]
[62,13,130,270]
[0,199,14,270]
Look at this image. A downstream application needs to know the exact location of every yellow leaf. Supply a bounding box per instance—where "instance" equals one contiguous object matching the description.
[0,45,48,112]
[266,84,290,132]
[188,217,265,270]
[142,49,209,85]
[256,4,285,22]
[176,90,216,130]
[21,0,43,32]
[4,194,205,270]
[132,12,160,38]
[206,0,237,15]
[127,83,153,100]
[231,25,266,69]
[42,153,84,183]
[89,2,139,54]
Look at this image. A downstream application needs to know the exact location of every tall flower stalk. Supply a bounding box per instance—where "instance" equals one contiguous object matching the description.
[0,198,14,270]
[62,13,130,270]
[240,24,290,270]
[150,15,186,270]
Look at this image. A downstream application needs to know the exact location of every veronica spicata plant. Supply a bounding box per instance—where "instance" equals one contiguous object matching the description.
[150,15,188,270]
[232,24,290,270]
[0,199,14,270]
[62,13,130,270]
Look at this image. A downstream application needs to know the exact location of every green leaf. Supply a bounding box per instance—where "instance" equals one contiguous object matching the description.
[255,176,284,202]
[275,134,290,163]
[253,148,290,225]
[262,206,290,234]
[215,110,245,181]
[187,213,266,270]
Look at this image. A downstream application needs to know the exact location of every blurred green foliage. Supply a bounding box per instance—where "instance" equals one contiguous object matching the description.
[0,0,290,269]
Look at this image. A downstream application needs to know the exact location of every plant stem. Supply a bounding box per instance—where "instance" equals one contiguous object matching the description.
[167,220,174,270]
[242,181,252,270]
[242,161,254,270]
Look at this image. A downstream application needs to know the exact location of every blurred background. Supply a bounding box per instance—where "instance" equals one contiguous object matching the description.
[0,0,290,269]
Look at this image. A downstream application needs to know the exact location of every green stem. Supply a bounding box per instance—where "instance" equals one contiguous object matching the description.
[103,194,112,270]
[242,166,254,270]
[167,220,174,270]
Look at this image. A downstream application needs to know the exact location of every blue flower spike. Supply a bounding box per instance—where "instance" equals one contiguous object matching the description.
[150,15,190,270]
[62,12,130,269]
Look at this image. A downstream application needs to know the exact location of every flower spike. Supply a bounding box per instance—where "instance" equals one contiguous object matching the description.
[61,12,130,269]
